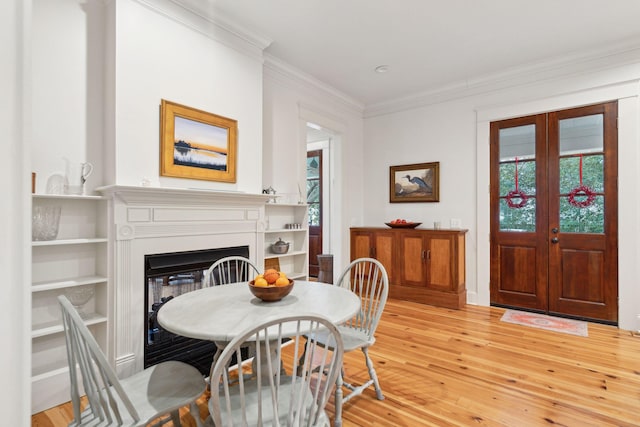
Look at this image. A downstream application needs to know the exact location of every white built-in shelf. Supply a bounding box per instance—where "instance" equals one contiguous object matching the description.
[264,203,308,280]
[265,228,308,234]
[31,366,69,383]
[265,202,308,207]
[32,276,108,293]
[264,250,307,260]
[31,189,110,414]
[32,313,107,338]
[32,193,106,201]
[32,237,108,247]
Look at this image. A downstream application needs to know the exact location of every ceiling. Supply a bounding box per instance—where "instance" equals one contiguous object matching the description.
[178,0,640,108]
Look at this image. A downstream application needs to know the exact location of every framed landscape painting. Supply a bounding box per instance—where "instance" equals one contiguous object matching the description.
[390,161,440,203]
[160,99,237,183]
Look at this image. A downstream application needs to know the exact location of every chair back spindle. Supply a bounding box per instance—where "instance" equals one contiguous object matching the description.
[205,256,260,287]
[337,258,389,341]
[209,315,344,427]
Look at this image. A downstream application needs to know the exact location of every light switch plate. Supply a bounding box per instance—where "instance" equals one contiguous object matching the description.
[450,218,462,228]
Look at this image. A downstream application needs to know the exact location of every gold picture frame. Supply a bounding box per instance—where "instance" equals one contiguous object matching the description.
[160,99,237,182]
[390,161,440,203]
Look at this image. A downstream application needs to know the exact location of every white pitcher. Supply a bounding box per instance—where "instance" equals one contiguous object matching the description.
[64,159,93,195]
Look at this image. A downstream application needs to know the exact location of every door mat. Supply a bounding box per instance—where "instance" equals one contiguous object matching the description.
[501,310,588,337]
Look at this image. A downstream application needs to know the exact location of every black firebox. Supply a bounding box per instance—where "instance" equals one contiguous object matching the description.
[144,245,250,375]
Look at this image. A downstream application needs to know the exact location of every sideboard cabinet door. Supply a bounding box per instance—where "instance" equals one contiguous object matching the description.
[397,232,427,287]
[350,229,395,283]
[426,234,457,291]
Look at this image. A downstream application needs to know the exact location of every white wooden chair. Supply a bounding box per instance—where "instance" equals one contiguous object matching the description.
[204,256,260,287]
[207,314,344,427]
[203,256,261,376]
[301,258,389,427]
[59,295,206,427]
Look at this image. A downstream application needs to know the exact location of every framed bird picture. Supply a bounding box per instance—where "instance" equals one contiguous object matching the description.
[390,162,440,203]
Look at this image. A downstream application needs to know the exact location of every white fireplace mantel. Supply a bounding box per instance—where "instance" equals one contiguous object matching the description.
[97,185,270,377]
[97,185,272,207]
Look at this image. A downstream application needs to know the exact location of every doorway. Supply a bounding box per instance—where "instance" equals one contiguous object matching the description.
[306,123,332,279]
[307,149,322,277]
[489,101,618,324]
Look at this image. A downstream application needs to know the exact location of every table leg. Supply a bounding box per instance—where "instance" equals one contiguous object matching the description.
[251,339,285,381]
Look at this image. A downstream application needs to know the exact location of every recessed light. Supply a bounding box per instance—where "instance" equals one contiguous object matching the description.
[374,65,390,73]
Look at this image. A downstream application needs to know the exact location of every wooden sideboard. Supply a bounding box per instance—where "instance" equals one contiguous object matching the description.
[350,227,467,309]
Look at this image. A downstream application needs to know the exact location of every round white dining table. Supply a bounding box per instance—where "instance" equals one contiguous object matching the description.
[157,280,360,342]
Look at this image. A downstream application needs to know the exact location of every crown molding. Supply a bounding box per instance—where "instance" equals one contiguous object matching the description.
[133,0,272,61]
[263,54,364,116]
[364,39,640,118]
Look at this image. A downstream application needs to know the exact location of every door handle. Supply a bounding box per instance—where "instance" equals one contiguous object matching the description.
[551,228,558,234]
[551,237,559,244]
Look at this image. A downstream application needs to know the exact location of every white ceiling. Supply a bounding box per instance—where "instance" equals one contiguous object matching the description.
[179,0,640,107]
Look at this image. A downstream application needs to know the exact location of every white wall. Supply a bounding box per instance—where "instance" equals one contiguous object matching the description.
[31,0,104,193]
[262,60,365,274]
[364,99,479,299]
[31,0,265,195]
[364,59,640,330]
[110,0,264,193]
[3,0,31,424]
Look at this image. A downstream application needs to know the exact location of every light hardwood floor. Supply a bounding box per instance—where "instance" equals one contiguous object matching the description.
[32,299,640,426]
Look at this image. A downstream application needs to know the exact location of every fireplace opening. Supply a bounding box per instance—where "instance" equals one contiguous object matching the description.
[145,245,250,375]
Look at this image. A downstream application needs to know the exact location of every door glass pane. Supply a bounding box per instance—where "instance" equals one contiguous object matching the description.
[559,196,604,233]
[559,115,603,155]
[500,198,536,232]
[498,124,536,231]
[558,114,604,233]
[559,155,603,193]
[306,154,320,227]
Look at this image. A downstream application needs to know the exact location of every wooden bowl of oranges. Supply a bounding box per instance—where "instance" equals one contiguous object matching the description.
[249,268,294,302]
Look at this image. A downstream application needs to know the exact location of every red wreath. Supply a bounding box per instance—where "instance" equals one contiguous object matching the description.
[506,157,528,209]
[506,189,528,208]
[567,155,596,208]
[568,185,596,208]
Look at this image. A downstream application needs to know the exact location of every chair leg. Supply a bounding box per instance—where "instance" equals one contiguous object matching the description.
[362,347,384,400]
[297,339,308,376]
[190,401,203,427]
[334,369,344,427]
[170,410,182,426]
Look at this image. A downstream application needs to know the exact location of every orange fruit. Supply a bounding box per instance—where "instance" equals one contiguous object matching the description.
[275,277,289,287]
[253,274,264,282]
[264,269,279,284]
[254,277,268,287]
[279,271,287,279]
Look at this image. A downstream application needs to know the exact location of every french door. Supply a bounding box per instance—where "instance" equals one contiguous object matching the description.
[490,101,618,324]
